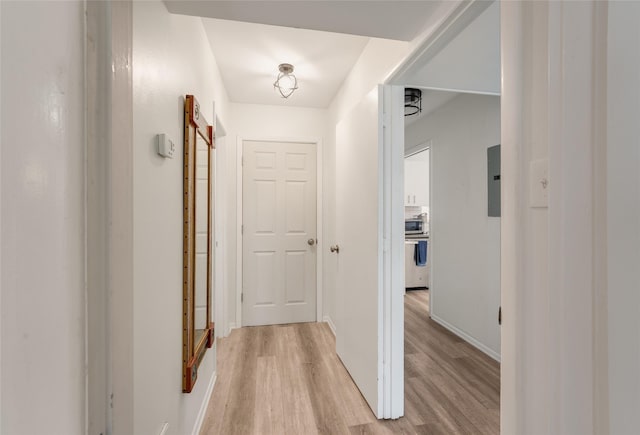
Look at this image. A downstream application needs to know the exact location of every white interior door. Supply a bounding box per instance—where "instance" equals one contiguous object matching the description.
[242,140,317,326]
[335,88,384,417]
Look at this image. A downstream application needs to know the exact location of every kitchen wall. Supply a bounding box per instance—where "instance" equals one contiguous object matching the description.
[1,1,86,433]
[224,103,329,331]
[405,93,501,359]
[132,2,230,434]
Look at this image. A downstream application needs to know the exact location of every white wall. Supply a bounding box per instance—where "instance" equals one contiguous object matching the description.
[500,3,554,432]
[226,103,328,330]
[403,1,500,95]
[501,2,617,433]
[224,39,409,333]
[222,39,409,334]
[323,38,409,327]
[328,39,409,126]
[132,2,230,434]
[406,94,501,359]
[1,1,86,433]
[607,2,640,432]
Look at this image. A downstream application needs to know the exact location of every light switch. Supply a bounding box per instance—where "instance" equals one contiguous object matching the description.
[530,159,549,208]
[157,133,175,159]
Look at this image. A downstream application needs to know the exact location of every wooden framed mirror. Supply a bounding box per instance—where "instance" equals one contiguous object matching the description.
[183,95,215,393]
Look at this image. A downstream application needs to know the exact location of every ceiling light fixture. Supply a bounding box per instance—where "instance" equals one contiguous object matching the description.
[405,88,422,117]
[273,63,298,98]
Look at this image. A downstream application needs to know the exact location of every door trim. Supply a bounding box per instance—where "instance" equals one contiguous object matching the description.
[236,136,323,328]
[213,116,227,339]
[380,85,406,418]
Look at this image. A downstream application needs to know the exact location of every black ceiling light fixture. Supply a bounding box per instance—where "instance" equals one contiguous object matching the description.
[405,88,422,117]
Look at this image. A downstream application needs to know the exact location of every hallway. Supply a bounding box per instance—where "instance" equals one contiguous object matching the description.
[200,290,499,434]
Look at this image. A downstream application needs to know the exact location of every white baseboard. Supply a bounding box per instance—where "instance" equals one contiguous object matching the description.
[227,322,237,336]
[191,371,217,435]
[323,315,336,336]
[430,314,501,362]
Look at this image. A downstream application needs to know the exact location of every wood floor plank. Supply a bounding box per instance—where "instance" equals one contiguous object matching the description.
[256,325,277,357]
[275,325,318,435]
[201,290,499,435]
[200,331,249,435]
[217,327,259,435]
[253,356,285,435]
[407,354,499,433]
[309,324,375,427]
[414,421,456,435]
[349,417,417,435]
[402,379,427,427]
[406,375,473,435]
[199,342,233,434]
[295,324,351,434]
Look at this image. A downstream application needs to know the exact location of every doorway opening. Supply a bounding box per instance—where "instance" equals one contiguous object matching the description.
[400,89,501,432]
[386,0,502,431]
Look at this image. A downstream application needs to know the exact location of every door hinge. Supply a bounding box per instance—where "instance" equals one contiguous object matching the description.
[241,293,244,303]
[242,156,244,166]
[241,224,243,235]
[498,306,502,325]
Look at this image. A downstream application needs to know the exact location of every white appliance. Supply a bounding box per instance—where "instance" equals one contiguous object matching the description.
[405,240,429,288]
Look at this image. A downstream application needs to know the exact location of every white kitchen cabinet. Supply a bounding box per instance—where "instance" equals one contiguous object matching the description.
[405,240,430,288]
[404,156,429,206]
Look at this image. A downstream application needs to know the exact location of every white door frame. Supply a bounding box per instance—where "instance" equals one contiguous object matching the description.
[236,136,323,328]
[213,116,227,339]
[380,85,406,418]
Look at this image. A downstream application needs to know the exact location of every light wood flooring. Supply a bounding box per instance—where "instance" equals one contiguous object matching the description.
[200,290,499,434]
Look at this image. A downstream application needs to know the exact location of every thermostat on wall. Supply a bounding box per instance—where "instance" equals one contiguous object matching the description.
[157,133,175,159]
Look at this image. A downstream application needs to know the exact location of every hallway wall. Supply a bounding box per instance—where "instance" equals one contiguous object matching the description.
[1,1,86,433]
[132,2,230,434]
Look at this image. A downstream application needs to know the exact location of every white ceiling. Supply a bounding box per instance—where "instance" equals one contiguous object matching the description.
[165,1,497,110]
[201,18,370,108]
[405,89,459,126]
[402,1,500,94]
[165,0,453,108]
[165,1,447,41]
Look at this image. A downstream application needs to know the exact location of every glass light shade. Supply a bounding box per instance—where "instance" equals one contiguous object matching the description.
[273,63,298,98]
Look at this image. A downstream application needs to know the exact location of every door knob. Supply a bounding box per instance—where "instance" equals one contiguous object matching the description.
[307,238,315,246]
[330,245,340,253]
